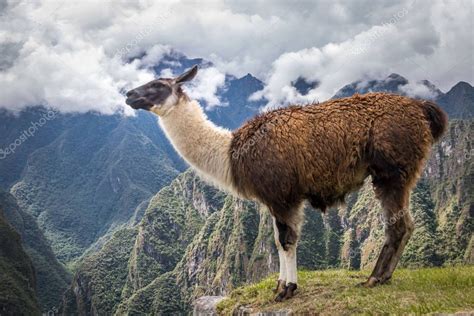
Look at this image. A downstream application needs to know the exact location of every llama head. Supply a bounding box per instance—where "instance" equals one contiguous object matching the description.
[125,65,198,115]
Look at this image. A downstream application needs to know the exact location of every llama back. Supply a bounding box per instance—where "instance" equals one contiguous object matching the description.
[229,95,375,212]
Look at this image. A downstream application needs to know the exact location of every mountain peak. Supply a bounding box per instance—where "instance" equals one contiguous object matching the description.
[238,73,260,83]
[436,81,474,119]
[451,81,473,91]
[386,73,408,84]
[387,73,406,80]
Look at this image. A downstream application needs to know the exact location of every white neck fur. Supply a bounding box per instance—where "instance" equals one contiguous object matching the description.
[157,98,234,192]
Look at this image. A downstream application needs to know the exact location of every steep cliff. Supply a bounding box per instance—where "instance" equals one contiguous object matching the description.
[0,190,70,312]
[62,171,225,315]
[0,209,41,315]
[61,228,137,315]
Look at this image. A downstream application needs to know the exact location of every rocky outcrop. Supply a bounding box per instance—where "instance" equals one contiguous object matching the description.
[193,296,226,315]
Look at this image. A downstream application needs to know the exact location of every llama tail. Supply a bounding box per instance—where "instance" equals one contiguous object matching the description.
[420,100,448,142]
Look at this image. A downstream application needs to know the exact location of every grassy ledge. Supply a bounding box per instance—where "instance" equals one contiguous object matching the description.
[217,266,474,315]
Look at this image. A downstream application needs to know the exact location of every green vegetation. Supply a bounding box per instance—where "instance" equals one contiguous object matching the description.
[116,272,188,315]
[62,171,224,314]
[61,227,138,315]
[0,211,41,315]
[7,112,183,264]
[0,190,70,312]
[218,266,474,315]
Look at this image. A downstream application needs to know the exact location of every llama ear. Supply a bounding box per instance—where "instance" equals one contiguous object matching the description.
[175,65,198,84]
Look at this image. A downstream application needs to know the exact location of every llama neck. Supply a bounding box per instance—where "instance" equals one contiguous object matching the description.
[158,99,234,191]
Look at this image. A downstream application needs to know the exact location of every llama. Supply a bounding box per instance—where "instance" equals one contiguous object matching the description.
[125,65,448,301]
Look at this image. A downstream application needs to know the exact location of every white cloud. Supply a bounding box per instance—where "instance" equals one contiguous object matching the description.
[0,0,472,114]
[159,66,226,110]
[186,67,226,110]
[399,82,437,100]
[252,0,473,108]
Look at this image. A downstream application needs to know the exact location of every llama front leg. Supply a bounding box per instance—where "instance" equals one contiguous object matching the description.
[272,217,287,293]
[273,211,302,302]
[277,244,298,301]
[274,237,298,302]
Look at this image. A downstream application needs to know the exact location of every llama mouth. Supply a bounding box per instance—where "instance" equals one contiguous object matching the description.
[125,96,153,110]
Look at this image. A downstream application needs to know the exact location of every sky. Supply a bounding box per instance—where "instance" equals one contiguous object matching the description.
[0,0,472,114]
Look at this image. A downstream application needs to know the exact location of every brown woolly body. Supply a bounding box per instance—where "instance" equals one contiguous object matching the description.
[230,93,447,224]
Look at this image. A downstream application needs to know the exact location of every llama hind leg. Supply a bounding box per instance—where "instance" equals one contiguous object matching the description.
[362,183,414,287]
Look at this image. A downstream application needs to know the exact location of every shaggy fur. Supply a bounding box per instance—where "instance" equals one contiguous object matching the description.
[125,66,448,301]
[230,93,446,220]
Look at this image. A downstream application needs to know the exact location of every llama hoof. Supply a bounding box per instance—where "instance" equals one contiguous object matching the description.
[358,276,380,288]
[273,279,286,293]
[274,282,297,302]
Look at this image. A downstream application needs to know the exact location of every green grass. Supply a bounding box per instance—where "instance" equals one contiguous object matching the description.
[217,266,474,315]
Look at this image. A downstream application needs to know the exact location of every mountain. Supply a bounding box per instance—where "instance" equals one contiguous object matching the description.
[437,82,474,119]
[0,190,71,312]
[149,50,213,77]
[424,120,474,263]
[0,207,41,315]
[0,108,65,189]
[61,171,224,314]
[207,73,264,129]
[332,73,474,120]
[333,73,442,100]
[59,171,310,314]
[7,111,183,263]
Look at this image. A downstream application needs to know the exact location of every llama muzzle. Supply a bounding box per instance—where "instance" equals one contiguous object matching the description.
[125,92,153,110]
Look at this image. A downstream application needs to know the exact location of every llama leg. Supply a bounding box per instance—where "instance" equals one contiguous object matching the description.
[362,184,414,287]
[284,244,298,285]
[272,216,287,293]
[273,209,303,302]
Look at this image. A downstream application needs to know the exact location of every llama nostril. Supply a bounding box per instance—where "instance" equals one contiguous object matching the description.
[126,90,136,98]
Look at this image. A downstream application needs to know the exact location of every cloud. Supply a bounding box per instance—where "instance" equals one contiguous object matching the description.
[399,81,438,100]
[186,67,226,110]
[251,0,473,108]
[0,0,472,114]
